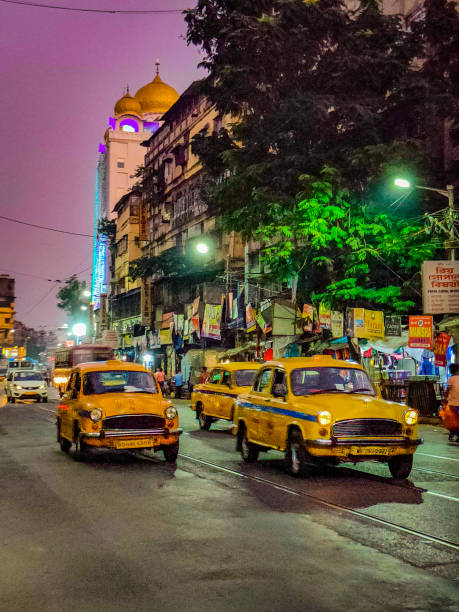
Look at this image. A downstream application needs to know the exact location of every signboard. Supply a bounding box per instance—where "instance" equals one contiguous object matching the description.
[362,309,385,339]
[422,260,459,314]
[319,302,331,329]
[385,315,402,337]
[408,315,433,349]
[162,312,174,330]
[159,328,173,345]
[139,200,148,241]
[331,311,344,338]
[246,303,256,332]
[202,304,222,340]
[302,304,313,332]
[141,278,151,327]
[433,332,451,367]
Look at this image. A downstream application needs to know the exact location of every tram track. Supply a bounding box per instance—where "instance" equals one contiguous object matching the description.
[178,452,459,552]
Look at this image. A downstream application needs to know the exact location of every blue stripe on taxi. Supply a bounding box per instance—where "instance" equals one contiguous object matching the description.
[237,400,318,423]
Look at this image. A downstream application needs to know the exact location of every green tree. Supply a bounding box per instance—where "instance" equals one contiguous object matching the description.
[186,0,456,312]
[56,276,88,321]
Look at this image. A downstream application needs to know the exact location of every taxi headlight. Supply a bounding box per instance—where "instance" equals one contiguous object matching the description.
[404,409,418,425]
[14,384,22,390]
[317,411,332,426]
[165,406,177,420]
[90,408,102,423]
[39,384,46,389]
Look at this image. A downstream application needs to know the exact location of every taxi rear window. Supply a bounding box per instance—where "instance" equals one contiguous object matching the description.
[234,370,258,387]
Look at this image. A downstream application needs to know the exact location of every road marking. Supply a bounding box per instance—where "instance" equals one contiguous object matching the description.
[413,467,459,479]
[179,453,459,552]
[418,452,459,462]
[425,491,459,503]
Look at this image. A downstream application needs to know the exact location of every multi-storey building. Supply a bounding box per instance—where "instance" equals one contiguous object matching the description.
[0,275,15,348]
[91,63,179,337]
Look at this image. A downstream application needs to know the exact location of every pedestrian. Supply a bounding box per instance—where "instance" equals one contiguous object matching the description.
[199,366,208,384]
[174,369,183,399]
[444,363,459,442]
[156,367,165,395]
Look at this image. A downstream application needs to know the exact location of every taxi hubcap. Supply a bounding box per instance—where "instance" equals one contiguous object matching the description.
[290,444,300,472]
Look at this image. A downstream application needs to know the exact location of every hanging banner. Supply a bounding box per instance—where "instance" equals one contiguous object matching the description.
[313,306,320,332]
[353,308,365,336]
[246,303,256,332]
[319,302,331,329]
[422,260,459,315]
[345,308,354,336]
[190,315,201,338]
[162,312,174,330]
[302,304,314,332]
[362,309,385,339]
[159,328,173,345]
[331,311,344,338]
[141,277,151,327]
[433,332,451,367]
[408,315,433,349]
[183,319,190,339]
[385,315,402,337]
[202,304,222,340]
[256,312,272,334]
[192,296,200,315]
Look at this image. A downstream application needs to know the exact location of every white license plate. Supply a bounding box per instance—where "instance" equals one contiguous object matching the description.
[351,446,389,456]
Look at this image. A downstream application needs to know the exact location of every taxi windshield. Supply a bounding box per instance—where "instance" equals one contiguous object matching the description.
[14,372,43,381]
[290,367,375,396]
[234,370,258,387]
[83,370,158,395]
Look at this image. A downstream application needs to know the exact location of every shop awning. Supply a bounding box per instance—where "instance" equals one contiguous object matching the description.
[361,333,408,354]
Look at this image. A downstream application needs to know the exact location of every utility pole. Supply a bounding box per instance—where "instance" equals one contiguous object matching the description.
[446,184,455,261]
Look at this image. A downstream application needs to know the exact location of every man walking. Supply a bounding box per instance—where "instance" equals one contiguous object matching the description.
[174,369,183,399]
[156,367,165,395]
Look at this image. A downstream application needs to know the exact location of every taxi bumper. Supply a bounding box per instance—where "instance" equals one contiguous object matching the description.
[81,428,183,439]
[305,437,422,459]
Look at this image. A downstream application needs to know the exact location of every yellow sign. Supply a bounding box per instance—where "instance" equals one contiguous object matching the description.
[355,309,385,339]
[159,328,173,345]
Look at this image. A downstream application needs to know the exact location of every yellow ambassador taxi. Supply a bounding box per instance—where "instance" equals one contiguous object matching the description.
[192,362,260,430]
[56,360,182,463]
[234,356,422,479]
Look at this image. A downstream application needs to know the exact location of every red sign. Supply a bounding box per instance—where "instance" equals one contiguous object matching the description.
[433,332,451,367]
[408,316,433,349]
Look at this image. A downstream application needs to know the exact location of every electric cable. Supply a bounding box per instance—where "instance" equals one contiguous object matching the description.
[0,0,187,13]
[0,214,93,237]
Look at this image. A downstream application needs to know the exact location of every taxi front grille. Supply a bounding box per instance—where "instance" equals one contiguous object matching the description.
[102,414,165,431]
[332,418,402,438]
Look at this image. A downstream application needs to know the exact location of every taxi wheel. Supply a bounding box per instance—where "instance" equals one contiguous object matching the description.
[198,407,212,431]
[163,441,179,464]
[10,397,15,404]
[239,425,259,463]
[388,454,413,479]
[57,420,71,453]
[285,431,308,477]
[73,426,87,462]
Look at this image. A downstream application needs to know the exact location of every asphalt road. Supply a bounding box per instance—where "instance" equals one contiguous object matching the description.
[0,391,458,612]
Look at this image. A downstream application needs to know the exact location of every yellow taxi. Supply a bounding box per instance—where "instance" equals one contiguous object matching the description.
[234,356,422,479]
[191,362,260,430]
[56,360,182,463]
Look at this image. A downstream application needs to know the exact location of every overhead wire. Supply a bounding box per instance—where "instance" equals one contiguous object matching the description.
[0,0,187,13]
[0,214,93,237]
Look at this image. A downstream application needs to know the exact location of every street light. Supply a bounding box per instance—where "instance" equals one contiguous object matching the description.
[196,242,209,254]
[83,290,91,298]
[394,178,456,260]
[81,305,88,311]
[72,323,87,344]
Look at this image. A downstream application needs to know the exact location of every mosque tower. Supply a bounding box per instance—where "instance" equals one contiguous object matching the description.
[91,62,179,320]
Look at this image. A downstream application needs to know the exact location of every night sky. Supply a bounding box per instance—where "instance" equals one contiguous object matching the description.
[0,0,203,330]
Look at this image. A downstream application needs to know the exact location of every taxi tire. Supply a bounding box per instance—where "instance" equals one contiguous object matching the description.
[57,419,71,453]
[388,454,413,479]
[10,397,15,403]
[285,431,309,477]
[163,441,179,464]
[239,425,259,463]
[73,426,88,462]
[198,406,212,431]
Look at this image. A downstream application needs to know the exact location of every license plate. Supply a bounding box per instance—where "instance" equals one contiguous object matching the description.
[115,438,158,449]
[351,446,389,456]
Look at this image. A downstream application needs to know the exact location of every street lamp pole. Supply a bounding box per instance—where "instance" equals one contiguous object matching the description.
[394,180,456,260]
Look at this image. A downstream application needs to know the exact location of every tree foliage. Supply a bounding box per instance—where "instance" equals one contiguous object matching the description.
[186,0,457,313]
[56,275,88,320]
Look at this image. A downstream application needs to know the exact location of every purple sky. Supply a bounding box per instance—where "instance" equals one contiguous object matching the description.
[0,0,203,331]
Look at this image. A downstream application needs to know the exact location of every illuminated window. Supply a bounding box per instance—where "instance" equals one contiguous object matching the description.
[119,118,139,133]
[121,124,135,133]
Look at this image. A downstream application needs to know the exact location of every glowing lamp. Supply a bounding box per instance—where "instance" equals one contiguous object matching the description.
[196,242,209,254]
[72,323,87,337]
[394,178,411,189]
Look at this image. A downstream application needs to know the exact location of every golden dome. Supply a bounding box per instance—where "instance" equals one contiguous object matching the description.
[134,74,179,115]
[114,89,142,117]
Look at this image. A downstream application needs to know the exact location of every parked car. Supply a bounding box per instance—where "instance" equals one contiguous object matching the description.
[233,356,422,479]
[56,360,182,462]
[191,362,260,430]
[5,370,48,403]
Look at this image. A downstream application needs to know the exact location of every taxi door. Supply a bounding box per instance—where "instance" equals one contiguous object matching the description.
[217,370,234,419]
[261,368,288,449]
[244,368,273,443]
[60,370,82,441]
[203,369,222,417]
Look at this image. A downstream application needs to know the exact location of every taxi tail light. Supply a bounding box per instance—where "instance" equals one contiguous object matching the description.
[59,404,68,411]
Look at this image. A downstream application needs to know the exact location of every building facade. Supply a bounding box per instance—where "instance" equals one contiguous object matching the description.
[0,275,15,348]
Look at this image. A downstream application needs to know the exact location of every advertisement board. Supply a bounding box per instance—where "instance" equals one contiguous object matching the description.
[422,260,459,314]
[408,315,433,349]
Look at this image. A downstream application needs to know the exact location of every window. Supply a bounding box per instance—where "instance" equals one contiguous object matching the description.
[209,369,222,384]
[117,161,125,168]
[254,369,272,393]
[221,371,231,387]
[234,370,257,387]
[290,367,375,396]
[83,370,158,395]
[271,369,287,397]
[14,372,43,381]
